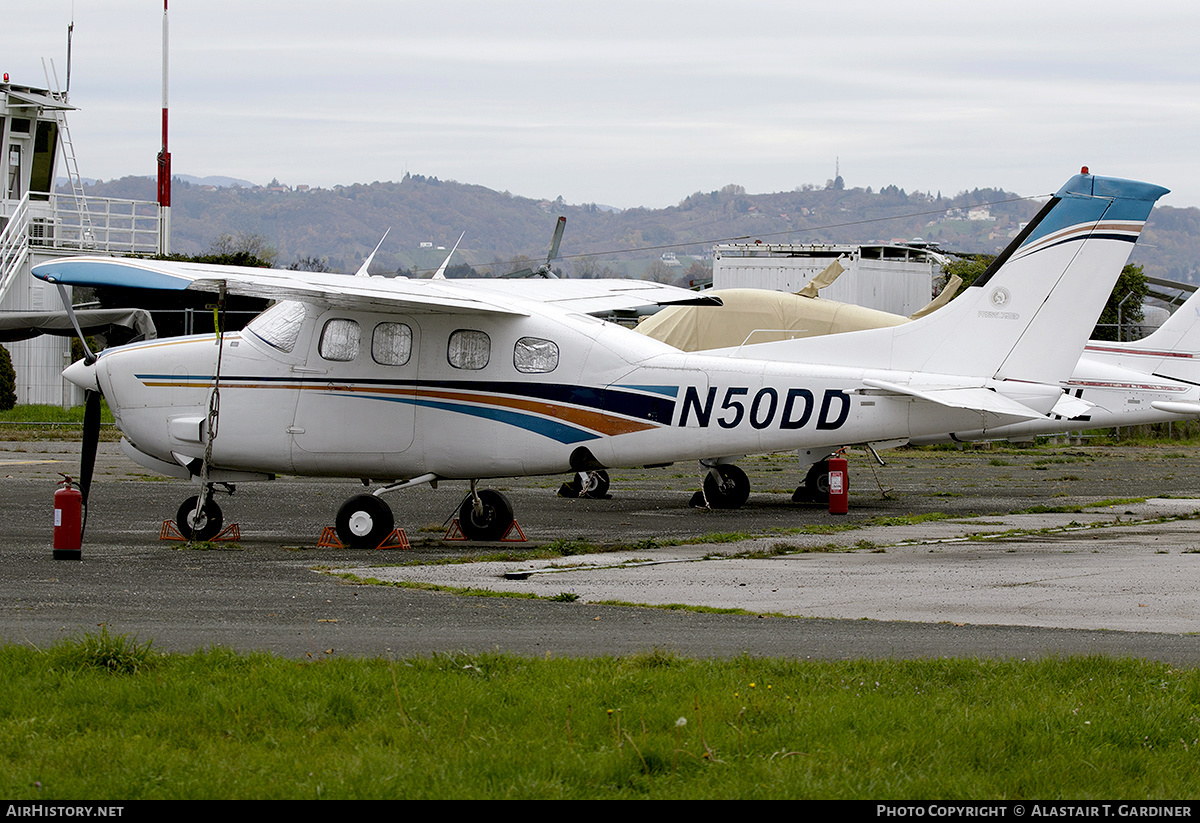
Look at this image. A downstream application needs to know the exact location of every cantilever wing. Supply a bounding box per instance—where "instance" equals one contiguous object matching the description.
[32,256,718,317]
[32,256,529,316]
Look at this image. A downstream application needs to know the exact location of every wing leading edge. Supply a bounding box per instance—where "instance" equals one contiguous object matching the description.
[32,256,719,317]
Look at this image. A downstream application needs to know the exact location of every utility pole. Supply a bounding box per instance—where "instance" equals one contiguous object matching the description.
[156,0,171,254]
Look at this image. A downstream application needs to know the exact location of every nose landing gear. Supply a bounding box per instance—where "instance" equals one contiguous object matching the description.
[176,489,224,541]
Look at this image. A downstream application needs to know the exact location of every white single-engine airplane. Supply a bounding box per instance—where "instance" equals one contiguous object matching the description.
[32,170,1166,546]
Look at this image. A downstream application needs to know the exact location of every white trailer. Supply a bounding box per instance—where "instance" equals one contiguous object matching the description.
[712,242,948,317]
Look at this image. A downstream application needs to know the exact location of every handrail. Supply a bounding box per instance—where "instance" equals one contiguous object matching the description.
[1,190,163,305]
[26,191,161,255]
[0,193,32,305]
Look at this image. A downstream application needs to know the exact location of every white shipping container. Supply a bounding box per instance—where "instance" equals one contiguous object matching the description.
[712,243,946,317]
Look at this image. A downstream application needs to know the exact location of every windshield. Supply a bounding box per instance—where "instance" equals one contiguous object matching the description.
[245,301,308,353]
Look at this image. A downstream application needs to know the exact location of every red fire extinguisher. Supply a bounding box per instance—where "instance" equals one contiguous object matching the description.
[827,456,849,515]
[54,474,82,560]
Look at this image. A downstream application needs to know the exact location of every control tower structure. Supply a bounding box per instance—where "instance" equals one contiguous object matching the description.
[1,78,165,405]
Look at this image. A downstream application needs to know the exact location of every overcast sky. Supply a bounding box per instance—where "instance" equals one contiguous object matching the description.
[9,1,1200,210]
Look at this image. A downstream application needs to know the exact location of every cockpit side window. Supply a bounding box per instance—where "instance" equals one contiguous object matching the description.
[245,300,308,353]
[513,337,559,373]
[319,318,361,362]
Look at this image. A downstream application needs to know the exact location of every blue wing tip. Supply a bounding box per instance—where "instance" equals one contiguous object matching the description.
[31,259,191,291]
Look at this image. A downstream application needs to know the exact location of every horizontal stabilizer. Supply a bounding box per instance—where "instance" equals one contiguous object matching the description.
[863,378,1044,420]
[1049,393,1095,418]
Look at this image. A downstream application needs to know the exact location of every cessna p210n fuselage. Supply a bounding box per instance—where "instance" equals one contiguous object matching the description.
[34,171,1168,546]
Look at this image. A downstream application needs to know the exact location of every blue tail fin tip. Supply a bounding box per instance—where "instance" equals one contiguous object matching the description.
[1055,172,1170,203]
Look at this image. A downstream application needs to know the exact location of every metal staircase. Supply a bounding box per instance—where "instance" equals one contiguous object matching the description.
[0,192,32,305]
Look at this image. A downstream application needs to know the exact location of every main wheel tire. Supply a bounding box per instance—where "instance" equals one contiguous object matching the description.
[335,494,394,549]
[176,495,224,541]
[702,464,750,509]
[457,489,514,541]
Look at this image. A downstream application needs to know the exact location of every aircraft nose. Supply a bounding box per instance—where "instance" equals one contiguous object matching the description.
[63,358,100,393]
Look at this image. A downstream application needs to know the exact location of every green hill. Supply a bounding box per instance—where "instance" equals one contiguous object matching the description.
[75,174,1199,286]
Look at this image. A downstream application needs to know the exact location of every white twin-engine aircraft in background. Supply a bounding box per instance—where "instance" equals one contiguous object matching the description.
[32,170,1167,547]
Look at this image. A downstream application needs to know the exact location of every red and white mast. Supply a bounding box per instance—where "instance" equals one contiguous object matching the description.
[156,0,171,254]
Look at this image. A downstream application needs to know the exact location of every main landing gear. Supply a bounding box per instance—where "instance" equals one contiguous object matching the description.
[335,494,395,550]
[330,478,517,548]
[456,487,514,542]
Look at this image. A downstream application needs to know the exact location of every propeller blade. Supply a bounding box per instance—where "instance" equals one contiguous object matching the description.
[79,389,101,536]
[502,217,567,278]
[546,216,566,264]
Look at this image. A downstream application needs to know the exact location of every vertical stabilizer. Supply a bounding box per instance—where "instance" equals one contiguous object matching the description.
[736,172,1169,389]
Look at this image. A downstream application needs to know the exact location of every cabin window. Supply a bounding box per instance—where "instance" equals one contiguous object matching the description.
[245,300,308,353]
[319,318,361,362]
[513,337,559,373]
[448,329,490,370]
[372,322,412,366]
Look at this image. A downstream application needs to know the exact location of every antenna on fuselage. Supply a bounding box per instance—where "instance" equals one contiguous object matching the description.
[431,231,465,279]
[354,227,392,277]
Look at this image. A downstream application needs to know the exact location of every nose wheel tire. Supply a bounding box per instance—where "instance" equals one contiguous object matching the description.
[176,495,224,541]
[457,489,514,541]
[336,494,395,549]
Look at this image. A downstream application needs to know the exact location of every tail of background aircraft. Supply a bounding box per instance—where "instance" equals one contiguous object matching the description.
[1084,286,1200,384]
[736,171,1169,390]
